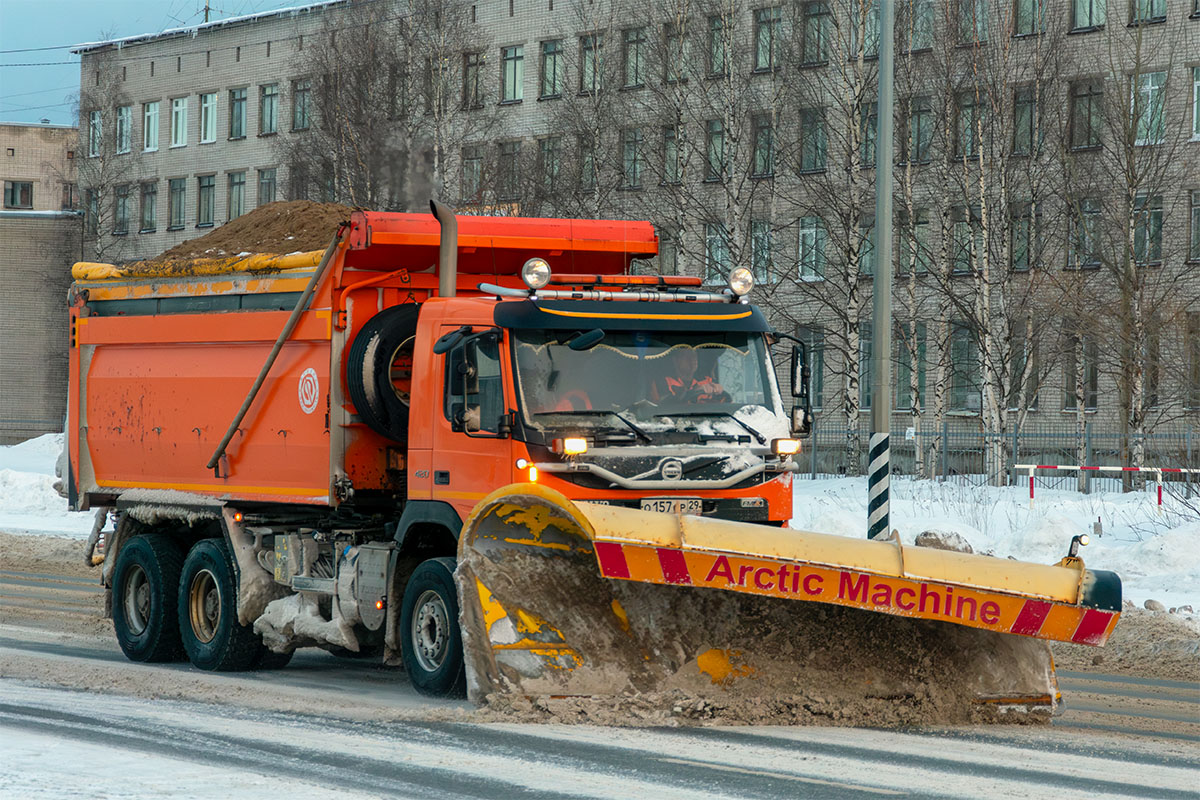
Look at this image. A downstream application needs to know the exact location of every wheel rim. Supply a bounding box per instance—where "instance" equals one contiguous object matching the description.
[122,564,150,635]
[411,589,450,673]
[187,568,221,644]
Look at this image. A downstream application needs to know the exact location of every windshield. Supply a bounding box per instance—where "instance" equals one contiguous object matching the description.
[512,329,778,434]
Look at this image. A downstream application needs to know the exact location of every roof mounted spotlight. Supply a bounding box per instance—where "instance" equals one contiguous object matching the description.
[728,267,754,297]
[521,257,552,290]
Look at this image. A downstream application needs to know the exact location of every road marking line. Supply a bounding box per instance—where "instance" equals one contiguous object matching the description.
[657,756,904,795]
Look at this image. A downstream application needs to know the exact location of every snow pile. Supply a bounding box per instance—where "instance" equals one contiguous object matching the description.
[790,477,1200,611]
[0,434,95,538]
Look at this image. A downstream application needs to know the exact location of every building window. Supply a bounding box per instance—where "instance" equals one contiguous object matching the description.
[796,324,825,411]
[750,219,772,282]
[199,92,216,143]
[1072,0,1105,29]
[197,174,215,226]
[1133,194,1162,264]
[894,322,927,410]
[853,0,880,58]
[168,178,186,229]
[1012,87,1038,155]
[1130,0,1166,24]
[139,182,156,232]
[501,46,523,103]
[1069,197,1101,268]
[461,146,483,202]
[1014,0,1046,35]
[115,105,132,154]
[956,91,983,158]
[1062,330,1098,410]
[258,168,277,204]
[292,79,312,130]
[85,189,98,235]
[859,320,873,409]
[798,215,826,280]
[579,135,597,190]
[663,24,688,84]
[859,220,876,275]
[580,34,602,94]
[1188,313,1200,409]
[229,88,246,139]
[538,136,561,194]
[623,27,646,88]
[704,119,725,181]
[1190,190,1200,262]
[622,128,643,189]
[1193,67,1200,139]
[462,53,484,109]
[952,207,982,273]
[662,126,680,185]
[958,0,988,42]
[260,84,278,134]
[901,0,935,51]
[754,7,782,71]
[1011,202,1036,271]
[906,96,933,163]
[113,184,129,235]
[799,107,827,172]
[901,208,932,273]
[1007,328,1038,410]
[1133,71,1166,146]
[950,323,981,412]
[143,101,159,151]
[799,1,830,65]
[3,181,32,209]
[704,222,730,284]
[1069,82,1103,149]
[228,171,246,220]
[498,141,521,200]
[540,40,563,98]
[61,182,79,210]
[707,15,728,76]
[861,102,878,166]
[751,113,774,177]
[88,110,101,157]
[170,97,188,147]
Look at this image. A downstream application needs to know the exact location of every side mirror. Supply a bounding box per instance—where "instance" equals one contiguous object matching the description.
[791,406,812,437]
[434,326,470,355]
[790,343,810,400]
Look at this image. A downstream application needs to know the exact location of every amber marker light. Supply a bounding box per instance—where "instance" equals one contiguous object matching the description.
[233,511,244,523]
[771,438,801,456]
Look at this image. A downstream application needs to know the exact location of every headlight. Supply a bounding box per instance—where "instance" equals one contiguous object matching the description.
[728,267,754,296]
[552,437,588,456]
[771,438,801,456]
[521,257,552,290]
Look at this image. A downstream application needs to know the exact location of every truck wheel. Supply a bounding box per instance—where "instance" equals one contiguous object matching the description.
[178,539,263,671]
[346,304,419,443]
[400,558,466,697]
[112,535,185,662]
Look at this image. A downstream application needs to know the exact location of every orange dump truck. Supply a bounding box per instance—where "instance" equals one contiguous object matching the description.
[69,203,1119,706]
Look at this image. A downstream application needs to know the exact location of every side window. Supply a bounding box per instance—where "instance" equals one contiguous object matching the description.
[443,334,504,434]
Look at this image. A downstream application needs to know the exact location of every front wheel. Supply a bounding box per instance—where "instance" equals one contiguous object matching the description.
[400,558,466,697]
[178,539,263,671]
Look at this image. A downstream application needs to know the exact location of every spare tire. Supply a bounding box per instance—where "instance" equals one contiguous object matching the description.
[346,304,420,442]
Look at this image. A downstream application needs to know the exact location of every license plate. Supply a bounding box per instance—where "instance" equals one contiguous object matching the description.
[640,497,703,515]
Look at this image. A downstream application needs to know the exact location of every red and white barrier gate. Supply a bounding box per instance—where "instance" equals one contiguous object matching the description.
[1016,464,1200,508]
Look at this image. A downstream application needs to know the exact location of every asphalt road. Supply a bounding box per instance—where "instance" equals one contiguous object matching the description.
[1,565,1197,799]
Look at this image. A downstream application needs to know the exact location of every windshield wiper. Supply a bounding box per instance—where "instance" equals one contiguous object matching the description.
[546,409,652,444]
[655,410,766,444]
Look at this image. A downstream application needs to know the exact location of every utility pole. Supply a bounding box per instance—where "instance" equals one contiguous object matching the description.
[868,0,895,540]
[204,1,211,23]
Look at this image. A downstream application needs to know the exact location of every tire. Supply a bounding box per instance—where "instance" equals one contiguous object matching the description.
[112,535,185,663]
[400,557,466,698]
[178,538,263,671]
[346,304,420,442]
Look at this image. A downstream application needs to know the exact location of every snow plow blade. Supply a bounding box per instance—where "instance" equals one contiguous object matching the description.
[457,484,1121,714]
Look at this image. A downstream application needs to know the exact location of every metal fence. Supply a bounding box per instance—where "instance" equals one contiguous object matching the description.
[796,418,1200,493]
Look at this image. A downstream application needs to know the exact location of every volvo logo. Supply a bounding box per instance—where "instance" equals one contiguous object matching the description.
[660,459,684,481]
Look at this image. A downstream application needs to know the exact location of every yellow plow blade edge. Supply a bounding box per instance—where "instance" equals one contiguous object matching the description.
[457,484,1121,715]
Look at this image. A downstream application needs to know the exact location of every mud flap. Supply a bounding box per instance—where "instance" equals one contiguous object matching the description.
[457,485,1060,715]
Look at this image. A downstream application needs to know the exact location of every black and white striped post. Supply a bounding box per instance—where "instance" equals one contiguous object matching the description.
[868,0,895,541]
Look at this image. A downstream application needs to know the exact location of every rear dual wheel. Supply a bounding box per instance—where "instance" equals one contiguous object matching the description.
[112,535,185,662]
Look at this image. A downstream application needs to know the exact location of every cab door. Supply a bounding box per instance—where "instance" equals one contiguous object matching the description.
[430,327,512,521]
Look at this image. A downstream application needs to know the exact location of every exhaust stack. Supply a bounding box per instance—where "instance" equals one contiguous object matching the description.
[430,199,457,298]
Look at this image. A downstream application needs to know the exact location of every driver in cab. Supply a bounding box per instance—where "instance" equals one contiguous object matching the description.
[664,348,728,404]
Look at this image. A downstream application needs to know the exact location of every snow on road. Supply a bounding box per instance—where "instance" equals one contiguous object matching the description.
[3,433,1198,610]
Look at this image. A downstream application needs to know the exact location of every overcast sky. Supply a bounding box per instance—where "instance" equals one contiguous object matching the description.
[0,0,304,126]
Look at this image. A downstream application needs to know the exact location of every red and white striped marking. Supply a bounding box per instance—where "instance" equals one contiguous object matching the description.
[1016,463,1200,509]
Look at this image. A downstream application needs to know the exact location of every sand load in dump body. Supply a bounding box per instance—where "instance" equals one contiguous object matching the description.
[458,484,1121,713]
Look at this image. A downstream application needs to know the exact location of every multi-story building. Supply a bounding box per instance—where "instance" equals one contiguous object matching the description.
[73,0,1200,477]
[0,122,82,443]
